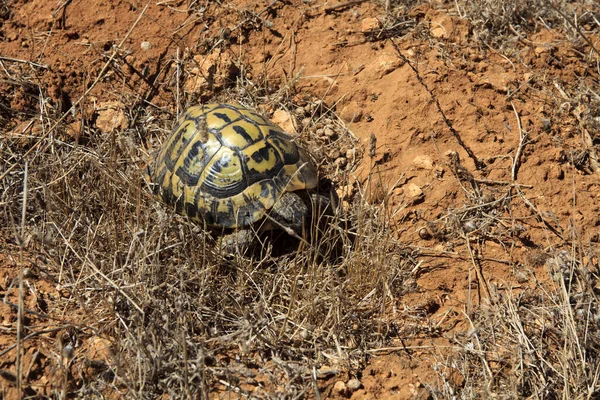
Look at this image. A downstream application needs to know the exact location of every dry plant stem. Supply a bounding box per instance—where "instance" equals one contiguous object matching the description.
[516,188,564,241]
[463,312,493,382]
[510,101,527,181]
[15,161,29,395]
[0,327,69,358]
[312,366,323,400]
[324,0,367,13]
[176,47,181,117]
[0,0,152,183]
[390,40,484,170]
[464,237,493,304]
[51,0,72,17]
[20,162,27,240]
[16,269,23,395]
[0,56,47,69]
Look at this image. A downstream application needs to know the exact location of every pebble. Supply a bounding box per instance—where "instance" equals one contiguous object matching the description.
[412,155,434,170]
[346,148,357,163]
[323,127,336,137]
[418,227,432,240]
[406,183,424,202]
[333,381,348,396]
[96,101,128,133]
[271,109,297,133]
[339,101,363,123]
[337,184,355,200]
[334,157,347,168]
[347,378,362,391]
[375,52,402,78]
[361,17,381,33]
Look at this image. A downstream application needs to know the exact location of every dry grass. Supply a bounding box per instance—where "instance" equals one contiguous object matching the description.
[427,242,600,399]
[0,53,414,397]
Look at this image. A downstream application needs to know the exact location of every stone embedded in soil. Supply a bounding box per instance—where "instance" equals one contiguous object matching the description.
[412,155,434,170]
[66,121,82,141]
[317,366,340,378]
[469,65,515,93]
[406,183,424,203]
[347,378,362,391]
[87,336,113,362]
[95,101,128,133]
[375,52,402,78]
[183,52,239,93]
[547,164,565,180]
[333,381,348,396]
[361,17,381,33]
[340,101,363,123]
[429,15,454,38]
[271,109,297,134]
[10,120,43,146]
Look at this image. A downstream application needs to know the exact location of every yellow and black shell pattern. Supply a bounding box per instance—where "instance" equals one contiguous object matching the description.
[147,103,318,228]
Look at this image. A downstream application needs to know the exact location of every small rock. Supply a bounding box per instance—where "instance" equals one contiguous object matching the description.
[10,120,43,147]
[375,53,402,78]
[336,184,355,201]
[474,65,514,93]
[548,164,564,180]
[406,183,424,202]
[271,109,297,133]
[339,101,363,123]
[333,381,348,396]
[442,367,465,391]
[317,366,340,378]
[361,17,381,33]
[515,270,529,283]
[96,101,128,133]
[140,41,152,50]
[334,157,347,168]
[328,149,342,159]
[323,127,336,137]
[87,337,113,362]
[22,267,36,278]
[418,227,432,240]
[412,155,434,170]
[346,148,357,163]
[430,15,454,39]
[347,378,362,391]
[183,51,239,93]
[66,121,82,141]
[62,343,74,360]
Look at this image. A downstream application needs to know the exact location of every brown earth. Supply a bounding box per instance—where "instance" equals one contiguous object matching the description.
[1,0,599,398]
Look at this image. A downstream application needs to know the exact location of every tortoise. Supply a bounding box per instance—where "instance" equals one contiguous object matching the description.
[146,103,331,251]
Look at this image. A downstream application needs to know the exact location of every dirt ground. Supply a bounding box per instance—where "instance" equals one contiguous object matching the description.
[1,0,599,399]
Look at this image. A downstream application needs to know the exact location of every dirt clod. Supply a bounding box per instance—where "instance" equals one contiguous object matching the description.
[96,101,128,133]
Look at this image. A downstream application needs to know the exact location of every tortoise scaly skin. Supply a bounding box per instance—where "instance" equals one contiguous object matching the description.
[146,103,321,248]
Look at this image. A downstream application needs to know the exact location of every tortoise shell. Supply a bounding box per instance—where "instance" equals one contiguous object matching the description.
[147,103,318,228]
